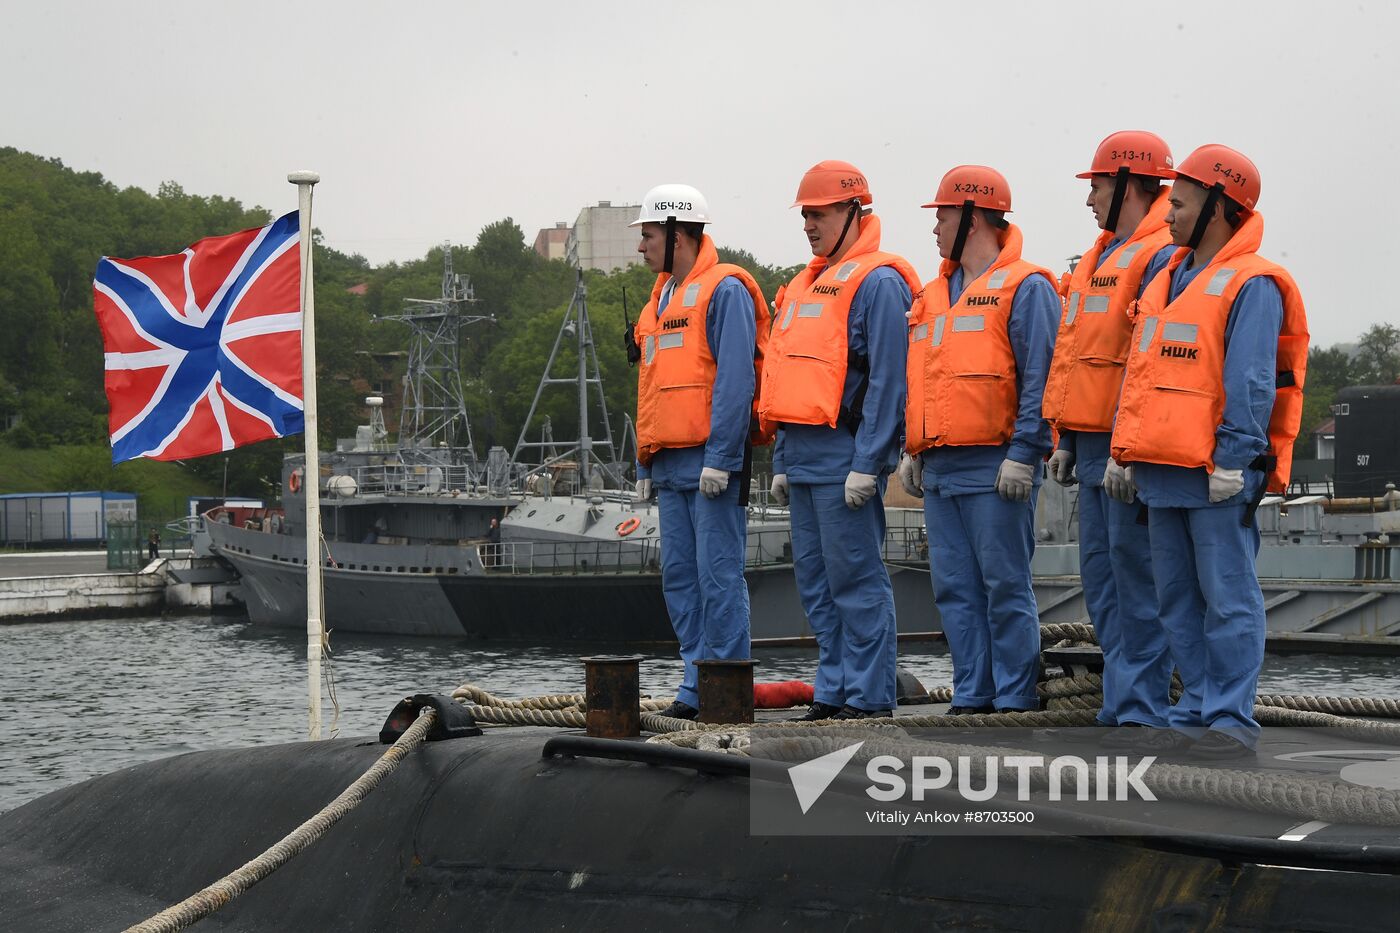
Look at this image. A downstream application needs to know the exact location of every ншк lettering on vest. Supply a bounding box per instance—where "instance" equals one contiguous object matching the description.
[906,224,1055,453]
[1110,212,1308,492]
[634,236,769,465]
[759,216,920,432]
[1043,191,1172,433]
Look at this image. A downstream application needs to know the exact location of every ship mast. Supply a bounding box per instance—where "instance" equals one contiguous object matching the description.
[512,268,621,488]
[375,244,493,479]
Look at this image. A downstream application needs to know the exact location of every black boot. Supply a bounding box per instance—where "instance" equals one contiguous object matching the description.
[790,701,843,722]
[945,705,995,715]
[1187,731,1254,760]
[832,705,895,720]
[656,700,699,721]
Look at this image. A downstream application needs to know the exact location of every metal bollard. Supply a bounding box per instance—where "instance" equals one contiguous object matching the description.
[580,655,644,738]
[696,659,757,724]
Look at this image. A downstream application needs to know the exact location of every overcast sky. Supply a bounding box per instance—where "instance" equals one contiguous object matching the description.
[3,1,1395,346]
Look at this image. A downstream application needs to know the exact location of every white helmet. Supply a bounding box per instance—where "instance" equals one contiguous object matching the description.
[629,184,712,227]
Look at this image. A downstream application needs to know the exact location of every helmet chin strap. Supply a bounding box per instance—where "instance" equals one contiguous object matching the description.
[824,201,861,259]
[662,216,676,274]
[1104,165,1131,235]
[949,199,976,265]
[1185,182,1225,251]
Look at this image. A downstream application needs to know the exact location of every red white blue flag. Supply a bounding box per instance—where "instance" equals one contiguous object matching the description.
[93,211,304,463]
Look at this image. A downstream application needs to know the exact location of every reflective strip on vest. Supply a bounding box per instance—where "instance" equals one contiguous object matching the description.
[932,316,946,346]
[1065,292,1081,325]
[657,333,685,350]
[987,269,1010,289]
[644,335,656,364]
[780,301,796,330]
[1161,322,1198,344]
[1204,268,1237,297]
[797,302,823,318]
[1137,316,1158,351]
[1115,243,1143,269]
[835,261,860,282]
[1082,295,1111,314]
[682,282,701,307]
[914,323,929,341]
[953,314,985,333]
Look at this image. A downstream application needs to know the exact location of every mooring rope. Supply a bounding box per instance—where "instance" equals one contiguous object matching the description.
[1257,694,1400,719]
[122,708,437,933]
[454,677,1400,736]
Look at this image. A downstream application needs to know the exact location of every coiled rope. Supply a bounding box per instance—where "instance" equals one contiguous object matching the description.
[452,683,1400,736]
[123,708,437,933]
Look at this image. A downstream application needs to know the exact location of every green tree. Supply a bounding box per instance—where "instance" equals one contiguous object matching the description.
[1352,323,1400,386]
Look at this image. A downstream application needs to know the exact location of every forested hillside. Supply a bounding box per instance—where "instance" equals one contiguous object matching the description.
[0,147,801,507]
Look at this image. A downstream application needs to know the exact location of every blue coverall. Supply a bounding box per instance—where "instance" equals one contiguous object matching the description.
[920,268,1059,711]
[1134,259,1284,746]
[638,276,756,709]
[1058,242,1175,726]
[772,267,911,713]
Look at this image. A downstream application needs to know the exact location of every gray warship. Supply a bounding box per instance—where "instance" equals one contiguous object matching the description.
[203,254,1400,647]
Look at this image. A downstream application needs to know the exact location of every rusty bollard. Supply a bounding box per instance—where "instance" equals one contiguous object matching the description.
[581,655,644,738]
[696,659,757,725]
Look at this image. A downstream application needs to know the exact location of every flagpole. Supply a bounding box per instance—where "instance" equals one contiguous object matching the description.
[288,170,323,740]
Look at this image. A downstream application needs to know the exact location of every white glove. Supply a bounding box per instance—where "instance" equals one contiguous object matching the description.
[770,473,789,507]
[994,458,1035,503]
[1048,448,1077,486]
[897,452,924,498]
[1208,467,1245,503]
[1103,460,1135,504]
[635,478,652,501]
[843,471,879,510]
[699,467,729,499]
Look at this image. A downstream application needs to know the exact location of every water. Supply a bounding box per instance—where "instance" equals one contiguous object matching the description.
[2,614,1397,813]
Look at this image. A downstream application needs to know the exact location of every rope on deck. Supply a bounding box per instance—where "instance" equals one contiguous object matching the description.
[122,708,437,933]
[451,671,1400,829]
[451,684,672,714]
[454,679,1400,729]
[1257,694,1400,719]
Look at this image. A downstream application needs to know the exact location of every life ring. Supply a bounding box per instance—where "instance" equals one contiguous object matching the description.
[615,516,641,537]
[288,469,302,493]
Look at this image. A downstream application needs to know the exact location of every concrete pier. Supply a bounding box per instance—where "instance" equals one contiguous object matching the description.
[0,554,241,623]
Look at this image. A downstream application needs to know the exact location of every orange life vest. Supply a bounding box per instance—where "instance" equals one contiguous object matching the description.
[1110,212,1308,492]
[757,215,920,432]
[906,224,1056,453]
[1042,191,1173,433]
[634,236,770,466]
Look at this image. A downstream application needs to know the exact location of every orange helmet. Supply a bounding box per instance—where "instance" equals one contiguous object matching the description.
[1077,130,1174,180]
[1170,144,1261,211]
[791,160,873,208]
[920,165,1012,212]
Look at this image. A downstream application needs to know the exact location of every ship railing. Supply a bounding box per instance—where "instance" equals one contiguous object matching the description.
[349,462,479,496]
[475,523,928,577]
[478,539,660,576]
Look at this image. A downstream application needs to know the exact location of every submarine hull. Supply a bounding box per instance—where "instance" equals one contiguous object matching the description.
[2,730,1397,932]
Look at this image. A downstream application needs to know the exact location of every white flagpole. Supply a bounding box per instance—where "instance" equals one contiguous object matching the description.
[288,170,323,740]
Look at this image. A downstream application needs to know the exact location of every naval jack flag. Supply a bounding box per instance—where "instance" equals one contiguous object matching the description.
[92,211,304,463]
[95,181,328,741]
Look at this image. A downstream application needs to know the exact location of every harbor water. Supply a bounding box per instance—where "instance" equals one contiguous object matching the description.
[2,613,1398,813]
